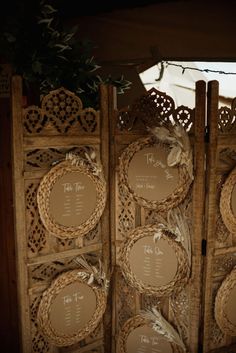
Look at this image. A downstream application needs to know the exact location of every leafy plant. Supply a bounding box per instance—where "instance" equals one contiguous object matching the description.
[0,0,131,107]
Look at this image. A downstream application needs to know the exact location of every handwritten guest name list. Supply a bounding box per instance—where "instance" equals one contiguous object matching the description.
[128,147,178,201]
[49,171,97,227]
[50,282,96,335]
[129,236,177,287]
[126,325,173,353]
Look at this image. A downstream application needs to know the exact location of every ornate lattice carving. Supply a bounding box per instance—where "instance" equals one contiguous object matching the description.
[78,109,98,133]
[84,224,101,246]
[56,238,74,251]
[215,212,231,245]
[219,148,236,171]
[116,88,194,133]
[32,331,50,353]
[30,295,52,353]
[117,88,175,131]
[23,106,47,134]
[29,258,79,286]
[172,106,193,132]
[213,254,236,277]
[117,182,136,240]
[170,289,190,346]
[116,269,137,331]
[218,99,236,133]
[23,87,99,135]
[141,294,165,310]
[25,146,99,171]
[29,253,102,287]
[30,295,42,328]
[210,321,225,348]
[26,181,48,256]
[209,282,226,349]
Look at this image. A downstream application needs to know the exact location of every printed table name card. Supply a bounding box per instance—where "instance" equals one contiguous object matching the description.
[129,236,177,287]
[128,147,178,202]
[50,282,96,335]
[126,325,173,353]
[49,172,97,227]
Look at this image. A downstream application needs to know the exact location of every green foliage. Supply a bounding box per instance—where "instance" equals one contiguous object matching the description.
[0,0,131,107]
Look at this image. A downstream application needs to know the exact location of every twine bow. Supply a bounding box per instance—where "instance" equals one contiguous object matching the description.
[140,307,186,351]
[74,255,109,291]
[66,150,103,177]
[148,123,193,180]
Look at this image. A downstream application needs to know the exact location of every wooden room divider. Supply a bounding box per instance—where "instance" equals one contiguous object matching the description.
[11,76,236,353]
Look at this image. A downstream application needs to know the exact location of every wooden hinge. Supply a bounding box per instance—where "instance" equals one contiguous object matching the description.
[204,126,209,143]
[201,239,207,256]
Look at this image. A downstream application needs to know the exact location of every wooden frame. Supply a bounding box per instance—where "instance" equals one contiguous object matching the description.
[11,77,113,353]
[112,85,206,353]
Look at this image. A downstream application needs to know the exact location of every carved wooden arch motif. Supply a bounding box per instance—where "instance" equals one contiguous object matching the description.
[23,87,99,135]
[116,87,194,132]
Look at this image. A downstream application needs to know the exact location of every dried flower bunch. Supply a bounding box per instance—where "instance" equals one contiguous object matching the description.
[148,122,193,180]
[140,307,186,351]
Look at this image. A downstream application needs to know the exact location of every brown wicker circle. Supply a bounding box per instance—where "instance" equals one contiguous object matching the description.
[37,269,107,346]
[37,159,106,239]
[119,136,192,211]
[119,224,190,296]
[117,315,183,353]
[215,266,236,336]
[220,166,236,234]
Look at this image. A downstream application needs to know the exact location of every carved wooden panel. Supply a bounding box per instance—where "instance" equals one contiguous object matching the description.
[112,85,205,353]
[203,81,236,352]
[12,79,110,353]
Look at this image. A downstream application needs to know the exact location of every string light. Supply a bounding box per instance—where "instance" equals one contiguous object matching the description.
[163,61,236,75]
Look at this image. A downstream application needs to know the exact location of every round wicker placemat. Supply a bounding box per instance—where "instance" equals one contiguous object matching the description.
[37,269,107,346]
[37,154,106,239]
[220,166,236,234]
[215,266,236,336]
[119,224,190,296]
[119,136,192,212]
[117,315,184,353]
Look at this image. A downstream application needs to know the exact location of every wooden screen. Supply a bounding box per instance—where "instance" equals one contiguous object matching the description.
[11,77,236,353]
[202,81,236,353]
[11,76,113,353]
[111,82,206,353]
